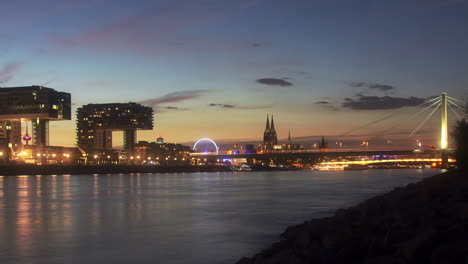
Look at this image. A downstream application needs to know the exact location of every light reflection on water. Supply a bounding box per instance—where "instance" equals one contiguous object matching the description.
[0,169,439,264]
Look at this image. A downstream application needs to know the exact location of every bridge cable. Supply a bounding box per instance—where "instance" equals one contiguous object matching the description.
[366,99,441,141]
[409,102,441,136]
[447,99,465,110]
[410,98,442,119]
[338,96,441,137]
[447,96,465,104]
[448,102,462,120]
[366,99,442,142]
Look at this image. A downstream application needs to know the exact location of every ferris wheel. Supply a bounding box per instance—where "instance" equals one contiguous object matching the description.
[193,138,219,155]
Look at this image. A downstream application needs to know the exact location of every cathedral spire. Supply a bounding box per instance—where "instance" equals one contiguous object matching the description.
[263,114,278,151]
[265,114,270,131]
[271,115,275,131]
[288,131,291,144]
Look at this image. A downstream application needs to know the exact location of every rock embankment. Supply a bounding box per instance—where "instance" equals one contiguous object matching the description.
[237,169,468,264]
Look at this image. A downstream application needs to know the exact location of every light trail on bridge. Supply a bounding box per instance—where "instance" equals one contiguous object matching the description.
[320,158,456,166]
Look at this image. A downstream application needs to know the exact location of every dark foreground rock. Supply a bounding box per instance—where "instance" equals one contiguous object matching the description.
[237,169,468,264]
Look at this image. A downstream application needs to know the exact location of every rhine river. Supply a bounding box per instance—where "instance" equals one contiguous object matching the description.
[0,169,440,264]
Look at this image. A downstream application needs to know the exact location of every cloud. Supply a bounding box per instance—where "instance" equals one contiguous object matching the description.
[139,89,211,106]
[315,101,340,111]
[350,82,395,91]
[256,78,293,87]
[209,103,235,108]
[342,95,425,110]
[208,103,272,110]
[55,0,263,55]
[0,62,22,84]
[153,105,191,114]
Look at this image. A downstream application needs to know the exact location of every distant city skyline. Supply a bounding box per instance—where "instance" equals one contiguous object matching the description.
[1,0,467,147]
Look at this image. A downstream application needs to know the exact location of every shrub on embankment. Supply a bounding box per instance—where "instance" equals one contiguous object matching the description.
[237,169,468,264]
[454,119,468,170]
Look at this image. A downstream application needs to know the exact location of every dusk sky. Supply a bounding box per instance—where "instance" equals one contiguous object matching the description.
[1,0,467,149]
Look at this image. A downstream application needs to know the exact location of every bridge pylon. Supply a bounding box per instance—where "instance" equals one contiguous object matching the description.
[441,92,449,168]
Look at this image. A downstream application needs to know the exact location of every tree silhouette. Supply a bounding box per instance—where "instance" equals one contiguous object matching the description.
[453,119,468,169]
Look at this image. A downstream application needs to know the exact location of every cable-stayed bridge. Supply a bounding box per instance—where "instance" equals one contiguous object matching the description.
[191,93,465,167]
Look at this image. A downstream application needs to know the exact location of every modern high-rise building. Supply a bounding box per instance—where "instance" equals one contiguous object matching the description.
[76,103,153,154]
[263,114,278,151]
[0,86,71,156]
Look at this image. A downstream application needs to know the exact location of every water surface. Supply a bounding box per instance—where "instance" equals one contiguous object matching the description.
[0,169,440,264]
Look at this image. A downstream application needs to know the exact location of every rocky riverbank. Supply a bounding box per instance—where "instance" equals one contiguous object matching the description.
[237,169,468,264]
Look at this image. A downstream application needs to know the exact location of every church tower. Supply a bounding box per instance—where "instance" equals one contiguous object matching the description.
[263,115,278,151]
[270,115,278,145]
[319,136,328,152]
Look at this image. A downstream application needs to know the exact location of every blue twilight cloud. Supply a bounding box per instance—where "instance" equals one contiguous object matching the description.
[256,78,293,87]
[139,89,211,107]
[0,62,22,84]
[342,95,425,110]
[350,82,395,92]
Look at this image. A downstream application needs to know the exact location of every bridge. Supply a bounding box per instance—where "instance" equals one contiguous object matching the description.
[190,93,463,168]
[189,149,453,167]
[320,157,456,166]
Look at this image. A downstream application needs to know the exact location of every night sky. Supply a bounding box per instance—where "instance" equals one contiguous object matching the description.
[1,0,467,148]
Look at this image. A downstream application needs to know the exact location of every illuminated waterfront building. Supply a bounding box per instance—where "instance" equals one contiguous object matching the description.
[263,115,278,151]
[134,141,190,165]
[76,103,153,154]
[156,136,164,144]
[283,131,302,151]
[0,120,21,151]
[0,86,71,160]
[245,144,256,154]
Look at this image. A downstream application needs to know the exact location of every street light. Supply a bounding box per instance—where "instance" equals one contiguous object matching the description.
[361,141,369,151]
